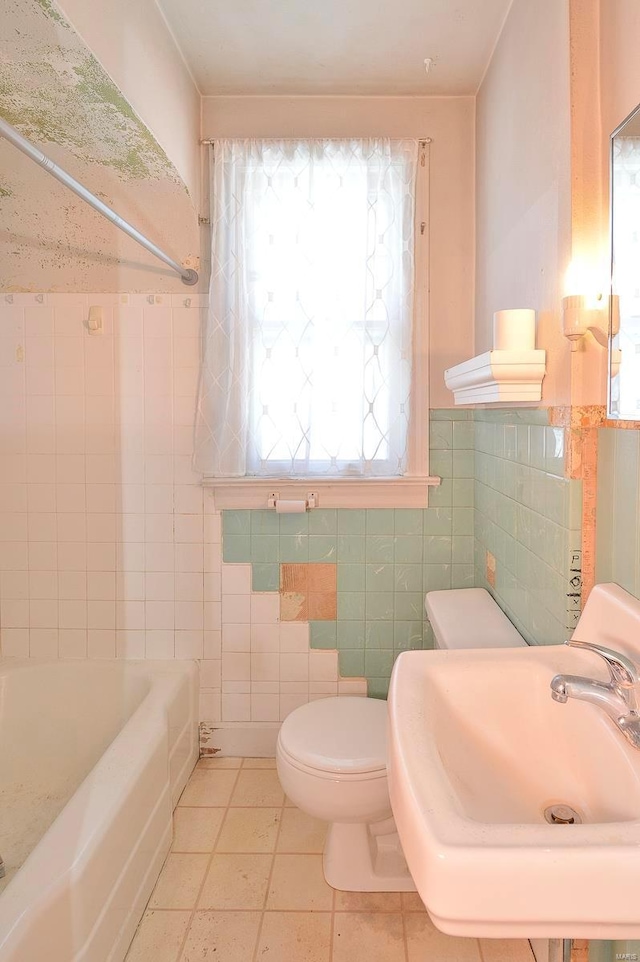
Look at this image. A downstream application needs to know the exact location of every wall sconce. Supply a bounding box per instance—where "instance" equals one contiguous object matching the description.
[562,294,618,351]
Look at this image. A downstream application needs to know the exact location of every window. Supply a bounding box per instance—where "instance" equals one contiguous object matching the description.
[195,138,432,504]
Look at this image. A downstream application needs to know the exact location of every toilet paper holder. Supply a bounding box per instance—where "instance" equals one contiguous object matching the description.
[267,491,318,511]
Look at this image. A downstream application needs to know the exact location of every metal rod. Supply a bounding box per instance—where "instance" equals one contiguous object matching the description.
[0,117,198,286]
[199,137,432,146]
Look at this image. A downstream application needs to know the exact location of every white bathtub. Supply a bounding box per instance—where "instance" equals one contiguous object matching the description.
[0,659,199,962]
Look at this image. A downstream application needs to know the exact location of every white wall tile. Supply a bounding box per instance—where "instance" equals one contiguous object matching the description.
[88,629,116,658]
[145,629,174,659]
[175,600,203,630]
[221,563,251,594]
[1,628,29,657]
[279,622,310,652]
[280,653,309,682]
[251,653,279,682]
[251,694,280,722]
[203,630,222,660]
[1,570,29,599]
[1,599,29,627]
[222,652,250,681]
[309,651,338,682]
[279,693,309,721]
[30,628,58,657]
[250,594,280,625]
[30,599,58,628]
[29,570,58,599]
[199,692,221,721]
[146,571,175,601]
[222,693,251,722]
[199,659,221,689]
[0,296,363,723]
[59,629,88,659]
[250,624,280,652]
[221,593,250,624]
[175,571,204,601]
[116,629,145,659]
[175,629,204,659]
[145,600,174,630]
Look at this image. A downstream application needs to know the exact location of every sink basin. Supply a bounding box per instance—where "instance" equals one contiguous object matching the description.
[388,584,640,939]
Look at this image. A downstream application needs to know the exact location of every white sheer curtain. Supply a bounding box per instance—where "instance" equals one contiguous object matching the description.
[194,138,418,478]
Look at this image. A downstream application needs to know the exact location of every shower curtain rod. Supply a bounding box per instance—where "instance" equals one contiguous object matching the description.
[0,117,198,286]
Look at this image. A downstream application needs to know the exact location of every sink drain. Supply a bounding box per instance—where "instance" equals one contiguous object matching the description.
[544,804,582,825]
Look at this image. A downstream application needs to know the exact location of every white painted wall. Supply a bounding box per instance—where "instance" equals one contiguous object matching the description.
[201,95,476,408]
[475,0,573,406]
[56,0,202,203]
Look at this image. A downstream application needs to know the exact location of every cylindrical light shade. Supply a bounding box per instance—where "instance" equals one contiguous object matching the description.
[493,309,537,351]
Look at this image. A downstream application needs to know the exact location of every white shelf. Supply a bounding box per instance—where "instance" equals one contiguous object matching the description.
[444,350,546,405]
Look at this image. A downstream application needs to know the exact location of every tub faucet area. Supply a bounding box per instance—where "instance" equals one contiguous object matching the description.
[550,639,640,749]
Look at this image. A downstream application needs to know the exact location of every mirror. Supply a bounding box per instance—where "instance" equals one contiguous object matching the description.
[609,103,640,419]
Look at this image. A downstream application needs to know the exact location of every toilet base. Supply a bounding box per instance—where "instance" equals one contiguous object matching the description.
[323,817,417,892]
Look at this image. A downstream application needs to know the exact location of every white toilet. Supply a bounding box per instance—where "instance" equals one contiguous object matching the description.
[276,587,527,892]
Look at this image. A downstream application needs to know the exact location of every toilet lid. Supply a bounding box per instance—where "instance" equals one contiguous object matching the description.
[279,697,388,775]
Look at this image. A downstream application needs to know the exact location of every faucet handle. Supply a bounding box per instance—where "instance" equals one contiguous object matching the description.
[565,638,640,687]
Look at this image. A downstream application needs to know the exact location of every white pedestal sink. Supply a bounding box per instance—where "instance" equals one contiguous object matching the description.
[388,583,640,939]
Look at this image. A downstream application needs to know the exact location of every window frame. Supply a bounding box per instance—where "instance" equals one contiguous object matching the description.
[203,139,438,508]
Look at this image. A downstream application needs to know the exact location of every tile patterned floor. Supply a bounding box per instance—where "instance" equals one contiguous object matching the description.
[125,758,536,962]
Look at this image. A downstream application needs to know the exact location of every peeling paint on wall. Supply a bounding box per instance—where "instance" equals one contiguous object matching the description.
[0,0,178,180]
[0,0,199,292]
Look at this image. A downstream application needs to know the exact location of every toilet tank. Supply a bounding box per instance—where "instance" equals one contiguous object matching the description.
[425,588,527,650]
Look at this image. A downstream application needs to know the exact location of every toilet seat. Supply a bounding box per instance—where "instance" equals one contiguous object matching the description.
[277,740,388,782]
[278,696,387,775]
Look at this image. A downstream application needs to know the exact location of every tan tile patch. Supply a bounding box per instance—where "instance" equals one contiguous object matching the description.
[404,912,482,962]
[308,591,337,620]
[281,564,309,592]
[178,769,238,807]
[172,807,224,853]
[231,770,285,807]
[333,912,406,962]
[308,564,336,593]
[148,854,209,910]
[280,591,308,621]
[125,910,190,962]
[280,563,337,622]
[256,911,332,961]
[198,853,272,910]
[216,808,281,853]
[276,808,327,854]
[266,854,334,911]
[181,911,261,962]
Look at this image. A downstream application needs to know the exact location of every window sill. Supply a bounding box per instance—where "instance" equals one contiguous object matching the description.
[203,476,441,509]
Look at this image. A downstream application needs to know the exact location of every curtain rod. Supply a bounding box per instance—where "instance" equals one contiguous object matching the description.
[200,137,432,146]
[0,117,198,287]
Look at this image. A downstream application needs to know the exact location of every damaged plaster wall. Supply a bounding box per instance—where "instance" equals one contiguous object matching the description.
[56,0,201,202]
[0,0,200,292]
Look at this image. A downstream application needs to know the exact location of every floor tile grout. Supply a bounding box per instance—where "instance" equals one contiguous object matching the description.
[251,779,287,962]
[175,762,242,961]
[127,759,536,962]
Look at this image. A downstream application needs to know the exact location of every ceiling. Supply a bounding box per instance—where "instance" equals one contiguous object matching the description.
[157,0,513,97]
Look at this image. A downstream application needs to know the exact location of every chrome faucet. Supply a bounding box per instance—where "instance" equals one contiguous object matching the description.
[550,638,640,750]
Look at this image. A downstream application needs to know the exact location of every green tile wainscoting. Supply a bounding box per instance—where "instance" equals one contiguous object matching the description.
[221,410,475,697]
[596,426,640,599]
[473,409,582,647]
[221,408,585,695]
